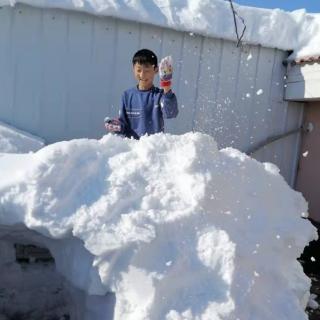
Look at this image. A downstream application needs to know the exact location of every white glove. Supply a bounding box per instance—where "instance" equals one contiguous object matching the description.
[159,56,173,88]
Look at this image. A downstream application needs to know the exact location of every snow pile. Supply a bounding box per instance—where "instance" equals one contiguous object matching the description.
[0,121,45,153]
[0,132,316,319]
[1,0,320,58]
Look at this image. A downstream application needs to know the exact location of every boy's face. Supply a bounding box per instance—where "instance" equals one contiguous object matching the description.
[133,63,158,90]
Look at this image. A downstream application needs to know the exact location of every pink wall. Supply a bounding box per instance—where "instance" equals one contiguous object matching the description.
[296,102,320,222]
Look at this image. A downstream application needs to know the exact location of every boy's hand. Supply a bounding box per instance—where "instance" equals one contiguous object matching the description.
[159,56,173,93]
[104,117,121,133]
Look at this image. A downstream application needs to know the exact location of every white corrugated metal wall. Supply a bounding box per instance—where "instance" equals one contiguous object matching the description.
[0,4,303,185]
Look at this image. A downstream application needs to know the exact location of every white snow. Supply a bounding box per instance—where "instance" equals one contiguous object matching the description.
[0,132,316,319]
[0,120,45,154]
[247,52,253,61]
[308,294,319,310]
[256,89,263,95]
[0,0,319,59]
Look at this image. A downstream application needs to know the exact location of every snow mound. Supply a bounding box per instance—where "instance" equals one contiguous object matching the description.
[0,132,316,320]
[1,0,320,58]
[0,121,45,153]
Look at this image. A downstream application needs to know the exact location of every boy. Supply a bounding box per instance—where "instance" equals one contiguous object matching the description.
[105,49,178,139]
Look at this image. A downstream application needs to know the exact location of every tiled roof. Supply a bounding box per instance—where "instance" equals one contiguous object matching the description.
[293,55,320,64]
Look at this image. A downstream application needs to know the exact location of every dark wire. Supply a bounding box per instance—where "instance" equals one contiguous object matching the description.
[228,0,247,47]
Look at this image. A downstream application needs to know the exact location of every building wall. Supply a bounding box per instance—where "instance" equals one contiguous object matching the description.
[0,4,304,185]
[296,101,320,222]
[285,62,320,100]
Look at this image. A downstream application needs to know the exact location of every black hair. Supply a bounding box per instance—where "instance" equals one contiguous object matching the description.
[132,49,158,68]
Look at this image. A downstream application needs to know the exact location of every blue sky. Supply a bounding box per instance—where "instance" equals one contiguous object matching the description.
[234,0,320,13]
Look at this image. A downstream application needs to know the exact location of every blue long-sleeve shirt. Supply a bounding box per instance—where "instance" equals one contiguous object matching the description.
[119,86,178,139]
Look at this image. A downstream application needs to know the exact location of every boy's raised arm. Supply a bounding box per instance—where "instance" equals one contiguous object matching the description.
[160,91,178,119]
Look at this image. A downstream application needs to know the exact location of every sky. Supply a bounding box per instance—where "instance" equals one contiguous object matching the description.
[234,0,320,13]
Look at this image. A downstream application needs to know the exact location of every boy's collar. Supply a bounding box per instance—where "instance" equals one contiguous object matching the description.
[136,84,154,92]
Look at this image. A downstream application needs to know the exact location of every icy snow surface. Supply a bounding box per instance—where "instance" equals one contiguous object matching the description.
[0,0,319,58]
[0,132,317,319]
[0,121,45,153]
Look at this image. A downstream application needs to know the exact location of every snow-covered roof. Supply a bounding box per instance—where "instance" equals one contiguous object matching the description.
[1,0,319,59]
[0,121,45,153]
